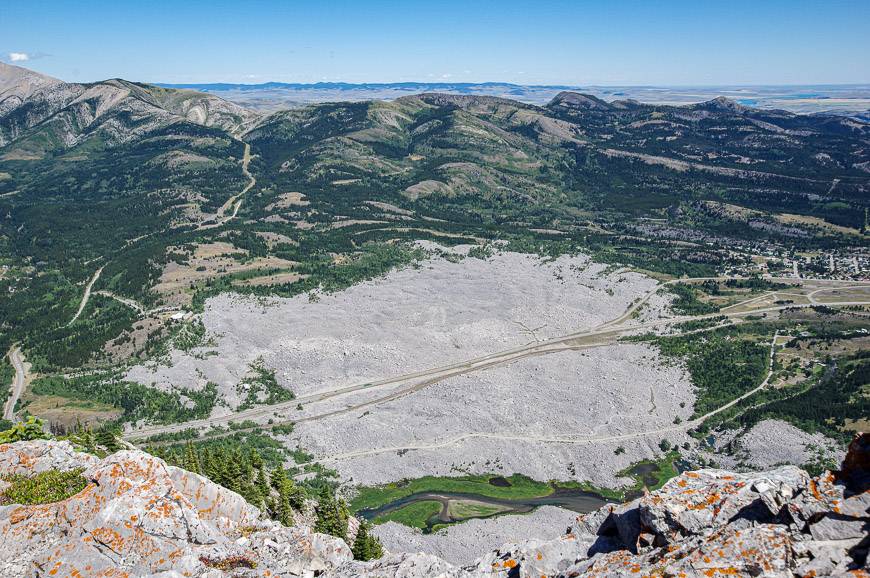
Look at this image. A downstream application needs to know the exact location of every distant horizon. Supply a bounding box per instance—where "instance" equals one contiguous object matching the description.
[7,62,869,90]
[157,80,870,89]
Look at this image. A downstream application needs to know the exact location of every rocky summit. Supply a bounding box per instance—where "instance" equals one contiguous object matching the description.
[1,435,867,578]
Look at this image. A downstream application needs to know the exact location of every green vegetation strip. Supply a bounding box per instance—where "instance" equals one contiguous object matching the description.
[30,373,219,425]
[350,474,552,512]
[372,500,442,529]
[353,453,682,519]
[558,451,681,502]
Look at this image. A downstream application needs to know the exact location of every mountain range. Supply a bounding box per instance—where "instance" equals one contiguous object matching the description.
[0,59,868,372]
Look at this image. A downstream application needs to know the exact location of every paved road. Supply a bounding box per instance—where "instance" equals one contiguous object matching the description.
[318,331,780,464]
[3,347,27,421]
[125,287,870,442]
[806,284,870,306]
[67,266,104,326]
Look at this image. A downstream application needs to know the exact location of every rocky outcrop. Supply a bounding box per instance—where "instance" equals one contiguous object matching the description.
[1,434,867,577]
[0,440,352,577]
[470,434,869,578]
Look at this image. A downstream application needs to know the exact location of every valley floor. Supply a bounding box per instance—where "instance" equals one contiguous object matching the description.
[125,244,696,486]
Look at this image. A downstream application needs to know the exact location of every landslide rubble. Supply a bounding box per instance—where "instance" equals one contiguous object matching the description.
[1,434,867,578]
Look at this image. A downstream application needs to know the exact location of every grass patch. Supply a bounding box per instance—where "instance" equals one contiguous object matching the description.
[557,452,681,501]
[372,500,442,529]
[351,474,552,512]
[0,468,88,505]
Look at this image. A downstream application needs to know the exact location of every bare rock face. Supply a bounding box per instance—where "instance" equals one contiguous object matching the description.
[329,553,474,578]
[0,440,352,577]
[0,63,258,150]
[472,434,869,578]
[1,434,867,577]
[0,61,62,114]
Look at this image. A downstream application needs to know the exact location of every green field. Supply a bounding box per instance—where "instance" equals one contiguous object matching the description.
[372,500,442,529]
[352,453,683,519]
[350,474,553,512]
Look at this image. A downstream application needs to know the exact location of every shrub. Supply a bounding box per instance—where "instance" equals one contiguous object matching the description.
[0,468,88,505]
[352,521,384,560]
[0,416,50,444]
[199,554,258,571]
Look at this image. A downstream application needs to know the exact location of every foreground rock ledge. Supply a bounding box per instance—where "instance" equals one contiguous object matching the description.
[1,435,867,578]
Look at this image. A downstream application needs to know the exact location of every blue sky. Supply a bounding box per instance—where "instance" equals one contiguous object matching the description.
[2,0,868,85]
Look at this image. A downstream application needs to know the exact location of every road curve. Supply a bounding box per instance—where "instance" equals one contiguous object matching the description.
[3,346,28,421]
[67,266,104,326]
[198,143,254,230]
[95,290,145,314]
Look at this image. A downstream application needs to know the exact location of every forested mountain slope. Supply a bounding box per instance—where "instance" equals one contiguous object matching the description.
[0,63,867,374]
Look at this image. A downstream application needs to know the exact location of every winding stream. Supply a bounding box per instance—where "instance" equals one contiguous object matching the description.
[358,461,682,533]
[358,478,614,533]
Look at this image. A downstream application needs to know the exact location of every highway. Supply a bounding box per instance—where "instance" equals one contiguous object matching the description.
[125,275,870,443]
[318,332,781,465]
[3,346,27,421]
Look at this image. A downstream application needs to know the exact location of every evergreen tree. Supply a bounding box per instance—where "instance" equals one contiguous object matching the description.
[352,521,383,561]
[273,478,294,526]
[314,487,349,540]
[270,466,287,492]
[255,462,270,503]
[240,480,261,508]
[285,478,307,511]
[183,442,201,474]
[78,427,96,454]
[223,457,242,493]
[250,449,263,470]
[241,450,255,481]
[200,449,214,479]
[95,426,121,453]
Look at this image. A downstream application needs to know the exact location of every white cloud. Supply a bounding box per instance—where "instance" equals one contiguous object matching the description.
[9,52,29,62]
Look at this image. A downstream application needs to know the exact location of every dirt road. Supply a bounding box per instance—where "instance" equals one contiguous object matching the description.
[198,143,254,230]
[95,290,145,314]
[67,266,104,326]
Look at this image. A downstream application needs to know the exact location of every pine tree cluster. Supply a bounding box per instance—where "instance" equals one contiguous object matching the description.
[151,441,383,560]
[152,443,306,526]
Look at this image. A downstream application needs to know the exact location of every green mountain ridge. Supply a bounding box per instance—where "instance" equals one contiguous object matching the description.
[0,62,867,373]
